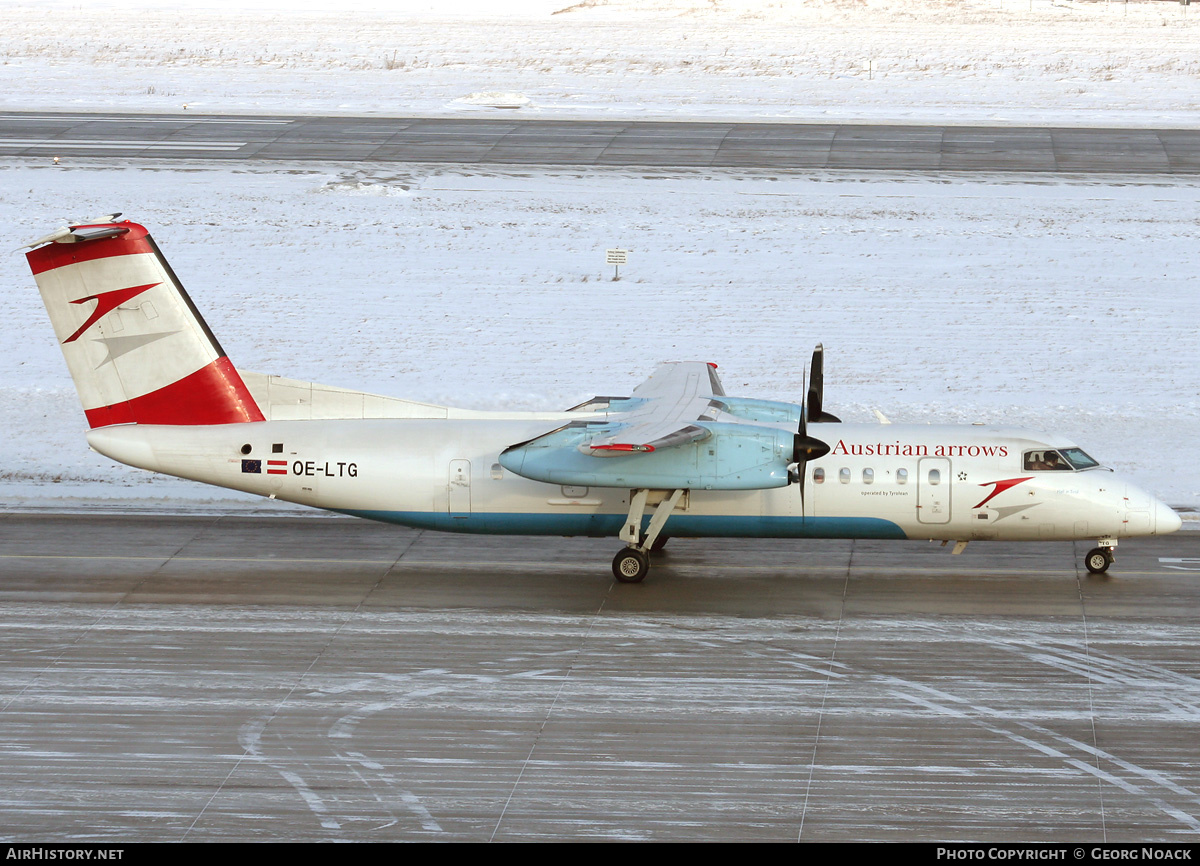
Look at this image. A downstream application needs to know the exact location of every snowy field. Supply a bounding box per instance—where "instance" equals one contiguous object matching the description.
[1,0,1197,511]
[0,0,1198,126]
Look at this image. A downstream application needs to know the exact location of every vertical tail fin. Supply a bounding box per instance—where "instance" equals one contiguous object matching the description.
[25,218,263,428]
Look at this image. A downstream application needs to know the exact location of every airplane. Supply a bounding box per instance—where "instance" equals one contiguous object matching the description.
[22,216,1181,583]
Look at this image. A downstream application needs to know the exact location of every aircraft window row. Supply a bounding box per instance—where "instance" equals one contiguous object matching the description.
[1022,448,1099,472]
[812,467,912,485]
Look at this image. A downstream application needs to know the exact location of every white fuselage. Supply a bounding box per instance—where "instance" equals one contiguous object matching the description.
[86,416,1179,543]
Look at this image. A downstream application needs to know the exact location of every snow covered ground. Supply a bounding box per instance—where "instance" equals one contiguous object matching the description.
[1,0,1198,126]
[1,0,1197,511]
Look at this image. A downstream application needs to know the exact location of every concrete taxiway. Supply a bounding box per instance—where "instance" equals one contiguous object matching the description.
[1,510,1198,842]
[2,112,1199,173]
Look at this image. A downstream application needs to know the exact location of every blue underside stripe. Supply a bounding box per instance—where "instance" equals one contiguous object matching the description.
[334,509,909,540]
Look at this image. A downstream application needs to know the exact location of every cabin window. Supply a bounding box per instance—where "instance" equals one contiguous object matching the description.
[897,468,908,485]
[928,468,941,485]
[863,468,874,484]
[839,467,851,484]
[1023,449,1073,471]
[1060,448,1099,470]
[813,467,825,484]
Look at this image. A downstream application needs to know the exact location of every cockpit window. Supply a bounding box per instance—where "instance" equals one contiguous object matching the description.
[1060,448,1099,470]
[1023,449,1072,471]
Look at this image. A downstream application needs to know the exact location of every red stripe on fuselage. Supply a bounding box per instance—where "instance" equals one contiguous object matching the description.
[27,223,153,275]
[83,356,265,428]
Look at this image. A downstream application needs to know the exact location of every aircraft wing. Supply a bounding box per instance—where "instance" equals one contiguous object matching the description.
[499,361,799,491]
[631,360,726,399]
[581,362,722,454]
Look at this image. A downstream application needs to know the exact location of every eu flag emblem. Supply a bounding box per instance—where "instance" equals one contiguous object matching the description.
[241,459,262,474]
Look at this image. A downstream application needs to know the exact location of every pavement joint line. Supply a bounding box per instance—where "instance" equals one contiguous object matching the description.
[0,513,217,716]
[490,577,611,842]
[1073,544,1108,842]
[797,537,853,840]
[183,525,420,840]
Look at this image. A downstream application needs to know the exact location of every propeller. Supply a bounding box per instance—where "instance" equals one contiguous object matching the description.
[789,344,838,512]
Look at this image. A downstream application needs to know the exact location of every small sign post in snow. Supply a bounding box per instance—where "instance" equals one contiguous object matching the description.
[606,248,627,281]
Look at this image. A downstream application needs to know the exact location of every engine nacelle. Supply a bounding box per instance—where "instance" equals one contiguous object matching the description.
[499,421,795,490]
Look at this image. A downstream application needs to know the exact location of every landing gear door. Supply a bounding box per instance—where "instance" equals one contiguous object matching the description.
[917,457,951,525]
[448,459,471,518]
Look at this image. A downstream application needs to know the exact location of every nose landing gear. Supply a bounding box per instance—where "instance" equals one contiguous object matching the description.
[611,488,684,583]
[1084,539,1117,574]
[612,547,651,583]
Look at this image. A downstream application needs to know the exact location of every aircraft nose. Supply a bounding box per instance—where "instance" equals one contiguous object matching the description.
[1156,498,1183,534]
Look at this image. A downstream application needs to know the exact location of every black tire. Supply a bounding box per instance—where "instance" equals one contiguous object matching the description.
[612,548,650,583]
[649,535,669,552]
[1085,547,1112,575]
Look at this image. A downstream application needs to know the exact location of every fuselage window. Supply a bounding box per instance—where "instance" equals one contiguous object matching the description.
[1023,449,1072,471]
[863,468,874,484]
[839,467,851,484]
[928,468,941,485]
[813,467,825,484]
[897,468,908,485]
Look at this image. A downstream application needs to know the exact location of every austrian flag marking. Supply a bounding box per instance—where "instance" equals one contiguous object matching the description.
[267,460,288,476]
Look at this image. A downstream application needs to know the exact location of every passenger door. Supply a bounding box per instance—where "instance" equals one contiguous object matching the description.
[448,459,471,518]
[917,457,951,524]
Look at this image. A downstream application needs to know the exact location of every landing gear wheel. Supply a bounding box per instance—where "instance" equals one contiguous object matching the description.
[1085,547,1113,575]
[649,535,670,552]
[612,548,650,583]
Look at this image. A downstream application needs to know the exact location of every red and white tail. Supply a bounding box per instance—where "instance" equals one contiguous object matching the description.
[25,217,263,428]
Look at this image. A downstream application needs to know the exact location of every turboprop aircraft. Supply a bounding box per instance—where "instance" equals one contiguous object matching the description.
[23,216,1181,582]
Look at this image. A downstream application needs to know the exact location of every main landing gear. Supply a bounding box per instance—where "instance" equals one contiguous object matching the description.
[1085,538,1117,575]
[611,488,684,583]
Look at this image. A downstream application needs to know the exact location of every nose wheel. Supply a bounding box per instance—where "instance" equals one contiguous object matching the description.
[612,548,650,583]
[1085,546,1114,575]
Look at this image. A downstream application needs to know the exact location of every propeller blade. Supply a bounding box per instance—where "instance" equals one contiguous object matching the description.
[807,343,824,421]
[806,343,841,424]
